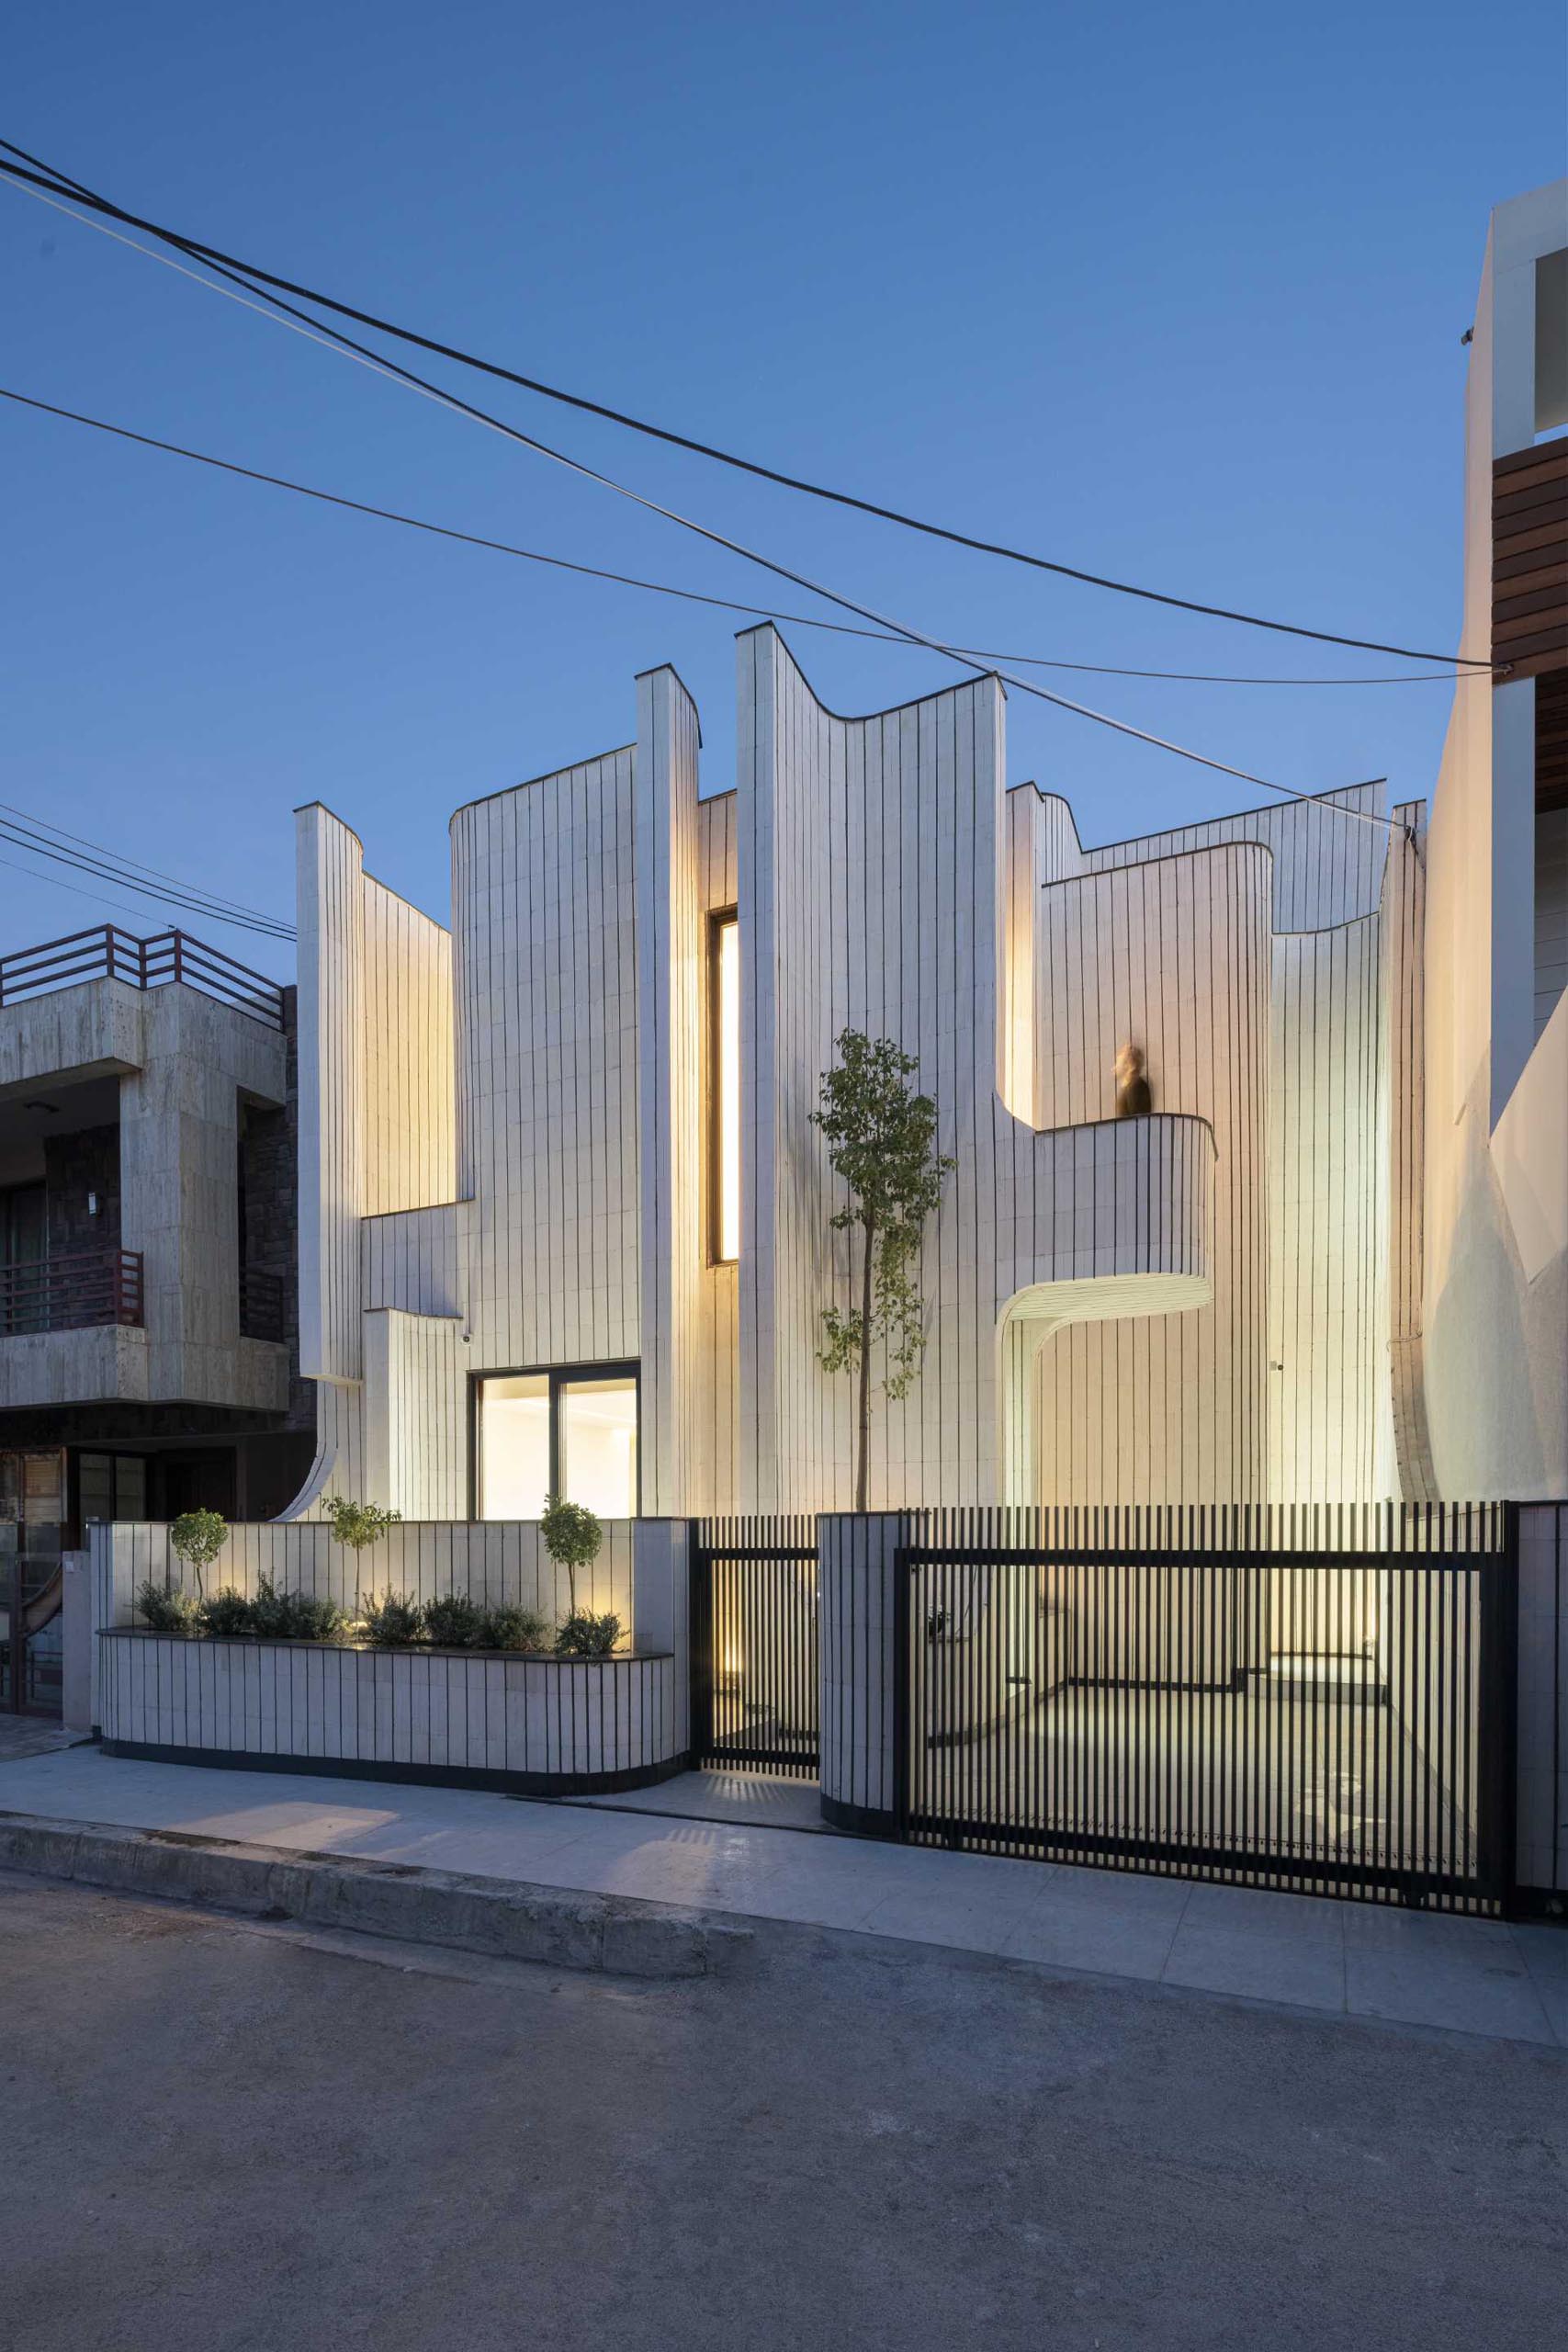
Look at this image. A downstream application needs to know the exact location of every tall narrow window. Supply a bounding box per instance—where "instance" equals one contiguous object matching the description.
[711,911,740,1262]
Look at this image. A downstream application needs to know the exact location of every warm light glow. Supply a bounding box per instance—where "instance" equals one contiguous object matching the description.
[558,1376,638,1520]
[715,913,740,1262]
[478,1374,550,1518]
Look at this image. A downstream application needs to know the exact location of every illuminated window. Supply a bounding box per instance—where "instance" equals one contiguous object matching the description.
[476,1374,551,1519]
[475,1365,639,1521]
[711,911,740,1262]
[558,1375,638,1521]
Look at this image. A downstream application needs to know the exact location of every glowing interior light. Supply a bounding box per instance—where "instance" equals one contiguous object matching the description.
[716,915,740,1262]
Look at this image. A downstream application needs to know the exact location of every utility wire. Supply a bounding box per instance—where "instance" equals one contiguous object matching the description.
[0,137,1493,673]
[0,809,294,939]
[3,171,1398,831]
[0,388,1460,689]
[0,790,296,933]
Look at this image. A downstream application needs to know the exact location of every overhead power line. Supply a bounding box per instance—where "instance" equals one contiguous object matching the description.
[0,136,1492,673]
[0,804,295,939]
[0,388,1459,689]
[3,170,1399,833]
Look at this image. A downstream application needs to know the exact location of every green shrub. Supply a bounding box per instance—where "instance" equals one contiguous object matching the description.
[168,1508,228,1596]
[423,1592,484,1649]
[288,1591,348,1644]
[198,1588,255,1637]
[477,1603,549,1654]
[555,1610,623,1658]
[248,1576,345,1643]
[137,1579,200,1634]
[359,1590,424,1647]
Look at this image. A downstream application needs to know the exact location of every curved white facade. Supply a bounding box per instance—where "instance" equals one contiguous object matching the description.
[291,624,1454,1514]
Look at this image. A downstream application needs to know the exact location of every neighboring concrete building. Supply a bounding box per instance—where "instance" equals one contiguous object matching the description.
[1419,178,1568,1499]
[0,925,315,1706]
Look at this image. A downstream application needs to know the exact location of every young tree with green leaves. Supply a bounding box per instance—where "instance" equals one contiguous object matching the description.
[810,1028,954,1512]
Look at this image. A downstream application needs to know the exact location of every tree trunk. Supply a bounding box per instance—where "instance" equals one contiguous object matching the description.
[855,1213,874,1513]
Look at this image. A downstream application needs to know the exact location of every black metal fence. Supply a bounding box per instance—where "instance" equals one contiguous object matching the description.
[893,1503,1517,1913]
[690,1517,818,1776]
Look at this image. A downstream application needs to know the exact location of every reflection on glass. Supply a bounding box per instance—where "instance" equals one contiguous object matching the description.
[479,1374,551,1520]
[558,1376,638,1521]
[714,914,740,1262]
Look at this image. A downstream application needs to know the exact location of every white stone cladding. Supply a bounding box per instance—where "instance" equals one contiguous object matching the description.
[294,624,1450,1517]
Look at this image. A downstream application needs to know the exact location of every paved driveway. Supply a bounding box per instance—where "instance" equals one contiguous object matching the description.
[3,1871,1564,2351]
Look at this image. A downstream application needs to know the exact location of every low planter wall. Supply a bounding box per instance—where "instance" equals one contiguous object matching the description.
[98,1630,683,1796]
[90,1518,692,1796]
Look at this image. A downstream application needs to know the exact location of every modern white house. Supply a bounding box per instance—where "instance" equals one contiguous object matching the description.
[69,182,1568,1919]
[277,182,1563,1534]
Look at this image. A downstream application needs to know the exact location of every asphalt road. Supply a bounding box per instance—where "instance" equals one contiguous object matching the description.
[3,1871,1563,2351]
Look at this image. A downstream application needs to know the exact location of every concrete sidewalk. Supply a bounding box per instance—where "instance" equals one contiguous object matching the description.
[1,1745,1562,2047]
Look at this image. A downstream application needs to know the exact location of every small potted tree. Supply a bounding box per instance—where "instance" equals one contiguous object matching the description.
[169,1508,228,1600]
[540,1496,622,1657]
[321,1494,402,1624]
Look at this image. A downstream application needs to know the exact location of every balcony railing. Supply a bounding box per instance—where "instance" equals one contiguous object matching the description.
[0,1249,144,1337]
[239,1266,286,1344]
[0,926,285,1031]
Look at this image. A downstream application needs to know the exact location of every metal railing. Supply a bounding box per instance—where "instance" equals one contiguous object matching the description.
[239,1265,286,1343]
[0,925,285,1030]
[0,1248,144,1335]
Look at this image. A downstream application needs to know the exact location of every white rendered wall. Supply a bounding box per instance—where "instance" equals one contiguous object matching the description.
[737,627,1219,1515]
[1027,844,1270,1504]
[450,749,638,1374]
[635,666,704,1515]
[293,805,457,1513]
[1421,187,1568,1500]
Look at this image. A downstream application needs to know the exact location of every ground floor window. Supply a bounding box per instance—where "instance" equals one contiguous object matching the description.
[474,1363,639,1521]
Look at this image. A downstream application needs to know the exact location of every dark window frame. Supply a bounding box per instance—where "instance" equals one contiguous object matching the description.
[468,1360,641,1521]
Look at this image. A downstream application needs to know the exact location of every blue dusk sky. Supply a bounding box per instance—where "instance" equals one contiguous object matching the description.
[4,2,1564,979]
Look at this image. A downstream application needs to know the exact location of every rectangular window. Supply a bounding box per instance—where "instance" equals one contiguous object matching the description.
[711,911,740,1262]
[474,1366,639,1521]
[477,1373,551,1520]
[558,1374,639,1521]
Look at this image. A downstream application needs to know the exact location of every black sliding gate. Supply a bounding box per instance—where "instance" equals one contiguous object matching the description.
[895,1505,1518,1913]
[893,1505,1523,1909]
[690,1517,818,1777]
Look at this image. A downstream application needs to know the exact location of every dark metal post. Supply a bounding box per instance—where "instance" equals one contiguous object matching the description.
[1478,1505,1521,1914]
[891,1542,912,1841]
[687,1527,713,1769]
[7,1543,24,1715]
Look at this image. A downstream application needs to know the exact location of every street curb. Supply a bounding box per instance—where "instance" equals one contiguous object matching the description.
[0,1810,750,1980]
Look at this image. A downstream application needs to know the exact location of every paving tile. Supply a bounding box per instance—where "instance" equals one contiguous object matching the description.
[1161,1920,1347,2011]
[1511,1926,1568,2042]
[1345,1950,1558,2044]
[1178,1881,1347,1944]
[1340,1904,1527,1963]
[998,1902,1182,1984]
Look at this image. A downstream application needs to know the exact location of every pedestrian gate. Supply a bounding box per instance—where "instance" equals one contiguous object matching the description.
[690,1518,818,1777]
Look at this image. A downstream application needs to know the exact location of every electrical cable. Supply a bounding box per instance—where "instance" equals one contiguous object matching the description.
[0,387,1461,688]
[0,788,296,932]
[0,137,1493,673]
[2,172,1399,831]
[0,811,294,938]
